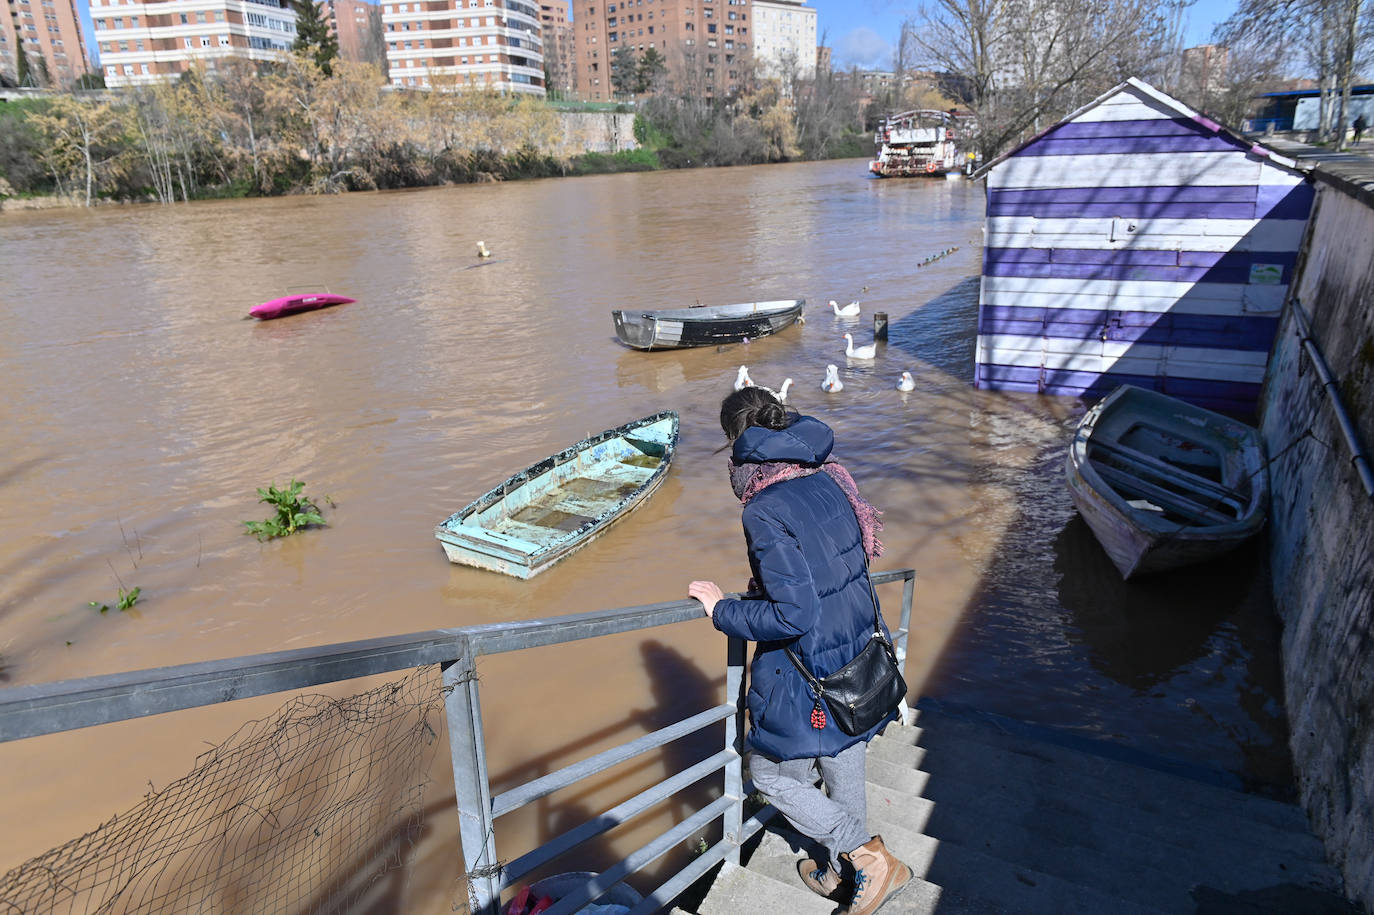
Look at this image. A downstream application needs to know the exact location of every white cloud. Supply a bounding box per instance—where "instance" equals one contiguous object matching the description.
[834,26,893,70]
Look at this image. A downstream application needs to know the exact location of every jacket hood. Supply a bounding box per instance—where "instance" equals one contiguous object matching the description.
[731,416,834,465]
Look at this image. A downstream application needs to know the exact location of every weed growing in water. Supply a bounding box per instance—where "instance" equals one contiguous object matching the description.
[90,585,142,614]
[244,479,326,541]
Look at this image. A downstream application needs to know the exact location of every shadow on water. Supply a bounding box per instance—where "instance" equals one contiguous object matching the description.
[1053,514,1257,691]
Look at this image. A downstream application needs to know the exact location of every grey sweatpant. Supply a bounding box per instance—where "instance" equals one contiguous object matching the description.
[748,740,871,872]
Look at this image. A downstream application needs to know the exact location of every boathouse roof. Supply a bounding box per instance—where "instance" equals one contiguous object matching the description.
[973,77,1306,180]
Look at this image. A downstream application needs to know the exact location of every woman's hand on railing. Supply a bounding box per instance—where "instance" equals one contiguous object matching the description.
[688,580,724,619]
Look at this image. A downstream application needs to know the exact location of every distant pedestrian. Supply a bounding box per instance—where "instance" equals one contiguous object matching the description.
[1354,114,1368,145]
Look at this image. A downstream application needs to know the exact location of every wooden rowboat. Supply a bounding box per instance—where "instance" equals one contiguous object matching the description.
[612,299,804,350]
[250,293,355,320]
[1065,385,1267,579]
[435,412,678,579]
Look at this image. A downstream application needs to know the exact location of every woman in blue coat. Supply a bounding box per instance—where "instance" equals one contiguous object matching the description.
[688,386,912,915]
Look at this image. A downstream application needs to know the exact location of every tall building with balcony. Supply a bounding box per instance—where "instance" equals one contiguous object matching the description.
[1,0,89,87]
[539,0,573,96]
[329,0,385,66]
[751,0,811,79]
[381,0,544,93]
[91,0,296,86]
[573,0,751,102]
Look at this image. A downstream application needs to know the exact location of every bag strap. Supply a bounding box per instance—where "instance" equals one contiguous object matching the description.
[782,551,887,696]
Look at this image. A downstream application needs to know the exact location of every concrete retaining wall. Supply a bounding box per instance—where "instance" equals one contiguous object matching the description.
[1259,163,1374,909]
[556,111,637,155]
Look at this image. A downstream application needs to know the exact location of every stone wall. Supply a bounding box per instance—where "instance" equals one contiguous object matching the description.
[556,111,638,155]
[1259,162,1374,909]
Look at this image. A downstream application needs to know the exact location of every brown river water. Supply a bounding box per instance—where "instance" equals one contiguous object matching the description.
[0,159,1291,909]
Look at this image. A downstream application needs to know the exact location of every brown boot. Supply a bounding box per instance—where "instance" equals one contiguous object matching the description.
[797,856,846,899]
[839,835,912,915]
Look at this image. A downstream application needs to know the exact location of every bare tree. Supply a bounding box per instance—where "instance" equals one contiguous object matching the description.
[908,0,1183,159]
[1216,0,1372,145]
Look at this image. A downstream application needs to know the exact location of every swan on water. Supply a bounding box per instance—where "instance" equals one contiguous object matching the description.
[476,241,492,258]
[843,333,877,359]
[829,299,861,318]
[821,365,844,393]
[775,378,793,403]
[897,371,916,392]
[734,365,755,391]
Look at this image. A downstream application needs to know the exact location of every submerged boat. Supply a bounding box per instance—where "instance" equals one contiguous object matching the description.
[869,109,970,178]
[435,412,679,579]
[1065,385,1268,579]
[250,293,355,320]
[612,300,804,350]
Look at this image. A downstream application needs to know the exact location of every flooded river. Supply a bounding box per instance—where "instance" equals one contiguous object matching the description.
[0,159,1291,908]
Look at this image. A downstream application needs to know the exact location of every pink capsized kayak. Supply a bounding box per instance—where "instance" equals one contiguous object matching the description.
[250,294,356,320]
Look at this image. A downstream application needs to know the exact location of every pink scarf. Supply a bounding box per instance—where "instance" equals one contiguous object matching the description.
[728,458,884,559]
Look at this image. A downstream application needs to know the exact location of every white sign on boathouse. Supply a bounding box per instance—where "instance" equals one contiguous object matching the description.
[974,78,1314,414]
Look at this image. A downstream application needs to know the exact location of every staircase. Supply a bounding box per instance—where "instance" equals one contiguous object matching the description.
[685,702,1356,914]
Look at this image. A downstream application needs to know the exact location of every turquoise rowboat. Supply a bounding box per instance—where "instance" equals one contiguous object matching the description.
[435,412,679,579]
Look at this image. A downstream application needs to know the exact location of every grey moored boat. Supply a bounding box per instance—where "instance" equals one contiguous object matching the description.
[612,299,804,350]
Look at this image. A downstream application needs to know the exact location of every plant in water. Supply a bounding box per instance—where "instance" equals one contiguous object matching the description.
[90,585,141,614]
[244,479,326,541]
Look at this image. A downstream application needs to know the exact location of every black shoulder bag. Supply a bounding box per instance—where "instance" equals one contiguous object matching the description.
[783,562,907,737]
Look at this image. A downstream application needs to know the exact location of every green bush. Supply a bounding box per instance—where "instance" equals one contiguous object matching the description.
[244,480,326,541]
[571,148,660,174]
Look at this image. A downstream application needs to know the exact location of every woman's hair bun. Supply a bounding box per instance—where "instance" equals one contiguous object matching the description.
[720,386,795,440]
[757,400,789,430]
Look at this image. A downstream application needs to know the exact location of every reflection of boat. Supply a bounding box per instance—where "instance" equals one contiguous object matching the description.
[869,109,971,178]
[1066,385,1267,579]
[435,412,678,579]
[249,293,355,320]
[611,300,804,350]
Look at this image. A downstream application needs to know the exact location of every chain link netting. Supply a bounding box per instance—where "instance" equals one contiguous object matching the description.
[1,667,445,914]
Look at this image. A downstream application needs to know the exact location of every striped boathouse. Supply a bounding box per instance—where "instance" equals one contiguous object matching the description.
[974,77,1314,414]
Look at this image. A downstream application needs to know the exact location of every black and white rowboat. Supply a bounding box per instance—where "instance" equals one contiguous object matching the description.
[1066,385,1268,579]
[612,299,805,350]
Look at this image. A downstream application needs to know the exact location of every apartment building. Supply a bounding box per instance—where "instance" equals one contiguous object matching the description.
[330,0,384,65]
[750,0,812,79]
[539,0,573,95]
[381,0,544,93]
[92,0,297,86]
[1,0,89,87]
[573,0,751,102]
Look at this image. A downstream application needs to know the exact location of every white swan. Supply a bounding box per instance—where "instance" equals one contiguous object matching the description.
[734,365,755,392]
[897,371,915,392]
[476,240,492,258]
[829,299,861,318]
[843,333,877,359]
[775,378,793,403]
[821,365,843,393]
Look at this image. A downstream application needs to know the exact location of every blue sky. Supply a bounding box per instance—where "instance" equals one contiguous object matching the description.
[814,0,1240,71]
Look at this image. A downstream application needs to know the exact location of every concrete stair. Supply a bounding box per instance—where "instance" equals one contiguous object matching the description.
[687,702,1356,914]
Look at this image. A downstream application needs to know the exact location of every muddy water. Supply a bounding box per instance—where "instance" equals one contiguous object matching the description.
[0,160,1290,907]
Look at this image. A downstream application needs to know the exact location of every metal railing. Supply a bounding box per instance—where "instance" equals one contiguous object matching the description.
[0,568,916,914]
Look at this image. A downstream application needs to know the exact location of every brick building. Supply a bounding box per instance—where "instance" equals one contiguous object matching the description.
[573,0,751,101]
[1,0,89,87]
[539,0,573,95]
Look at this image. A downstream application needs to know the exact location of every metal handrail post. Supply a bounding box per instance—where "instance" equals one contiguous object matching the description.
[442,650,501,915]
[722,636,747,864]
[898,573,915,666]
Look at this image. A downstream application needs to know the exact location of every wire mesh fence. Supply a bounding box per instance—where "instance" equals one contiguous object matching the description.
[0,667,445,914]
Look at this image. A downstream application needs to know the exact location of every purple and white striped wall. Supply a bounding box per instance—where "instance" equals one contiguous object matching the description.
[974,78,1313,415]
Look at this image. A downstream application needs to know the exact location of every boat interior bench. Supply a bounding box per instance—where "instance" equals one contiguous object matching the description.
[1091,462,1240,525]
[1087,439,1247,513]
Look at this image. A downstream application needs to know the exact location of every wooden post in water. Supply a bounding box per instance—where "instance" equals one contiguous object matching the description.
[874,312,889,341]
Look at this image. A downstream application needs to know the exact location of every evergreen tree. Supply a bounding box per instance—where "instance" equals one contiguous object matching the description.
[611,46,639,97]
[291,0,339,76]
[637,47,667,94]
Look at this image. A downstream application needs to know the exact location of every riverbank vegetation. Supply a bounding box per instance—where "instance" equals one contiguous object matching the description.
[0,53,871,207]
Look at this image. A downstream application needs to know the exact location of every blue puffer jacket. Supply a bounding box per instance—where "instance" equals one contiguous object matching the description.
[710,415,897,760]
